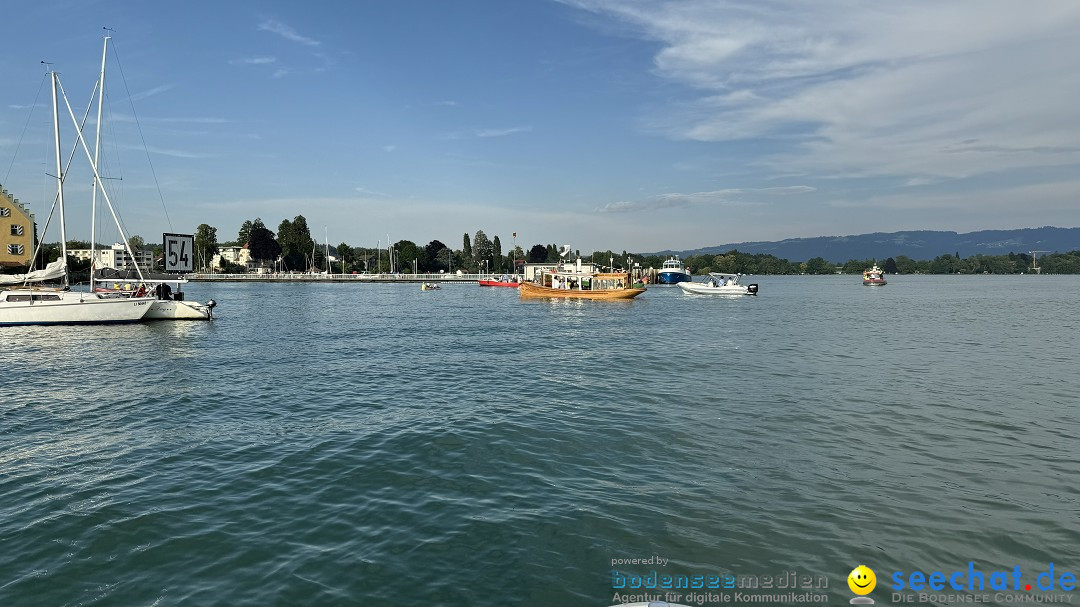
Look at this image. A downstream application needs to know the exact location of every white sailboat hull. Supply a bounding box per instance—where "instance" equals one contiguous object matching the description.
[144,300,212,320]
[0,291,153,325]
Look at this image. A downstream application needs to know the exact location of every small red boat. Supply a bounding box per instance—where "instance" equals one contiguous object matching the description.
[478,277,520,287]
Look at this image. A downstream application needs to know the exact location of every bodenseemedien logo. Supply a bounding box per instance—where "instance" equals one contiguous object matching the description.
[848,565,877,604]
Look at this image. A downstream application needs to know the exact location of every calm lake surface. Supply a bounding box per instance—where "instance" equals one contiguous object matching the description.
[2,275,1079,606]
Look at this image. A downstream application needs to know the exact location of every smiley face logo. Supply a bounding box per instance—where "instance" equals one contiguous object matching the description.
[848,565,876,595]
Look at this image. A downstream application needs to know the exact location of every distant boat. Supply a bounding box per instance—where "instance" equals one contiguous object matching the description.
[519,259,645,300]
[479,274,520,287]
[863,264,887,286]
[421,282,440,291]
[677,273,758,296]
[657,257,692,284]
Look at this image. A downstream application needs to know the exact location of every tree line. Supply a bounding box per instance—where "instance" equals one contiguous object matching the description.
[674,250,1080,275]
[10,224,1078,275]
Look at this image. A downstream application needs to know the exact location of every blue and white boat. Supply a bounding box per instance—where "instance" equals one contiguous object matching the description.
[657,257,692,284]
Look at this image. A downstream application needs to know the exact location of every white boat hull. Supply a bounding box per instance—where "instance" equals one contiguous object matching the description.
[144,300,213,320]
[0,291,153,325]
[677,282,758,296]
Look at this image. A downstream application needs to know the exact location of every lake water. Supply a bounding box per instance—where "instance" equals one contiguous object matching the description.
[2,275,1078,606]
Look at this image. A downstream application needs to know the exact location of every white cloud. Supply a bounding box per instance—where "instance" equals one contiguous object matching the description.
[258,19,321,46]
[476,126,533,138]
[230,56,277,66]
[599,185,814,213]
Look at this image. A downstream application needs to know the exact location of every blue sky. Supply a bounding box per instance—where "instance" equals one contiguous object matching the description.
[2,1,1079,253]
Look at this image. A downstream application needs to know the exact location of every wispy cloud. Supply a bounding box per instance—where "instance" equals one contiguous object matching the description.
[562,1,1080,183]
[599,185,814,213]
[108,114,229,125]
[258,19,321,46]
[355,187,393,198]
[229,56,277,66]
[117,143,218,159]
[476,126,533,138]
[129,84,175,101]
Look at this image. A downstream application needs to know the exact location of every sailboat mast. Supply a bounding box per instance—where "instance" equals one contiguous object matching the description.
[325,226,330,274]
[51,72,69,288]
[90,35,109,278]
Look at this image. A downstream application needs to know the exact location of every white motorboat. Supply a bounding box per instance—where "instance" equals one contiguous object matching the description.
[677,272,758,296]
[94,279,216,320]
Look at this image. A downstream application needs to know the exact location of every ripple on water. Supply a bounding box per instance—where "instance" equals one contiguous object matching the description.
[2,277,1079,604]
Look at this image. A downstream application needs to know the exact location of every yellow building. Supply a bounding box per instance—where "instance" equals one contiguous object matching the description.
[0,184,36,269]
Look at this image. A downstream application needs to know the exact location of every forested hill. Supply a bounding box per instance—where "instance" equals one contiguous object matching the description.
[658,227,1080,262]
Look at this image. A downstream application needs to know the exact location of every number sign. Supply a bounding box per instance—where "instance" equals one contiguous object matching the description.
[163,233,194,273]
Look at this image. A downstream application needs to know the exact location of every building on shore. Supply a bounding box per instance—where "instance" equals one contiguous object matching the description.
[0,184,36,269]
[69,243,154,271]
[212,245,255,272]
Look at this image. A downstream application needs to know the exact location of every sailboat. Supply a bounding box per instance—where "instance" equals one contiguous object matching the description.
[85,35,215,320]
[0,71,152,325]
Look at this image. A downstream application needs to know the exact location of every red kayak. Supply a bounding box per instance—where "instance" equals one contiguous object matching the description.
[478,279,520,287]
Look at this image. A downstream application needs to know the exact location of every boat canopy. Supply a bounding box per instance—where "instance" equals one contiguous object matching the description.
[0,259,67,286]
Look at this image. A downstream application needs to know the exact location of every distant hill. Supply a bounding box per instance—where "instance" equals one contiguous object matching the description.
[655,227,1080,262]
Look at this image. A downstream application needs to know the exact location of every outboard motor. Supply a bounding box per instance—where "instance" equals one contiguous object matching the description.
[206,299,217,318]
[747,283,759,295]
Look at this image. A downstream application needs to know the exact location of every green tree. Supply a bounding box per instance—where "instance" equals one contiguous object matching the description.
[238,218,266,245]
[473,230,493,271]
[194,224,218,271]
[712,254,737,273]
[248,226,281,264]
[527,244,547,263]
[893,255,918,274]
[337,243,354,272]
[804,256,834,274]
[278,216,314,271]
[492,236,503,272]
[425,240,449,272]
[238,220,253,245]
[462,233,473,261]
[393,240,421,273]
